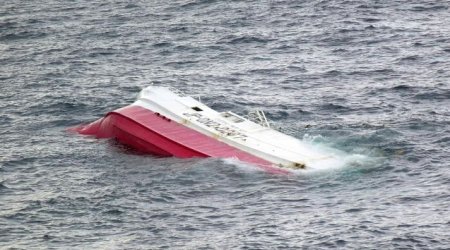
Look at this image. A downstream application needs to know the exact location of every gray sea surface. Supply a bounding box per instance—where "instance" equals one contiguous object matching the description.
[1,0,449,249]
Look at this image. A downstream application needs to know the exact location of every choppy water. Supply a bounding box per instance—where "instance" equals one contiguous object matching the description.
[1,0,449,249]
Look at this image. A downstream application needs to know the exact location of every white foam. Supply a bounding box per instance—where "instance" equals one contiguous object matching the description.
[220,134,380,175]
[221,157,262,173]
[294,135,382,175]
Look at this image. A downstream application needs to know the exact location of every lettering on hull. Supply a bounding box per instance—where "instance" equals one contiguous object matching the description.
[183,112,247,140]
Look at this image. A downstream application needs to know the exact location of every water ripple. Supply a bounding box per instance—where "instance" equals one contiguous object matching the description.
[1,0,449,249]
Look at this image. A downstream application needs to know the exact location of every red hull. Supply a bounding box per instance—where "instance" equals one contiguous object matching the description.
[71,105,289,174]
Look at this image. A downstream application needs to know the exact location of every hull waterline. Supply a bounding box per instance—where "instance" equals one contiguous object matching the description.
[71,105,290,174]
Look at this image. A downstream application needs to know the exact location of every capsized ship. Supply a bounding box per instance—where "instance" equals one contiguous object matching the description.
[72,86,336,174]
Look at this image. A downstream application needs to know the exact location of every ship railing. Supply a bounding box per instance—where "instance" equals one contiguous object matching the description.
[247,110,271,128]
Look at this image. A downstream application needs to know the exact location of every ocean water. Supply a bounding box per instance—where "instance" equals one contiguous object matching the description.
[1,0,449,249]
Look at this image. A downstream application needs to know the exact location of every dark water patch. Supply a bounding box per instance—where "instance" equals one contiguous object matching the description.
[93,30,122,38]
[171,45,199,53]
[168,26,189,33]
[323,70,342,77]
[124,3,139,9]
[0,21,19,31]
[379,145,413,160]
[26,100,88,116]
[357,4,385,9]
[102,209,124,215]
[334,128,404,150]
[179,0,218,9]
[331,48,348,53]
[344,208,366,213]
[47,118,89,128]
[0,31,47,41]
[219,35,273,45]
[433,137,450,145]
[391,84,414,91]
[164,60,200,68]
[0,181,9,190]
[2,157,40,168]
[0,115,13,125]
[359,18,382,23]
[247,68,283,76]
[249,56,272,62]
[286,65,307,73]
[413,90,450,100]
[110,14,133,23]
[347,68,396,76]
[319,36,355,46]
[87,50,117,58]
[152,41,173,48]
[57,6,89,12]
[397,55,420,63]
[117,85,142,94]
[295,108,313,115]
[337,28,363,34]
[409,4,448,12]
[391,235,436,249]
[320,103,352,112]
